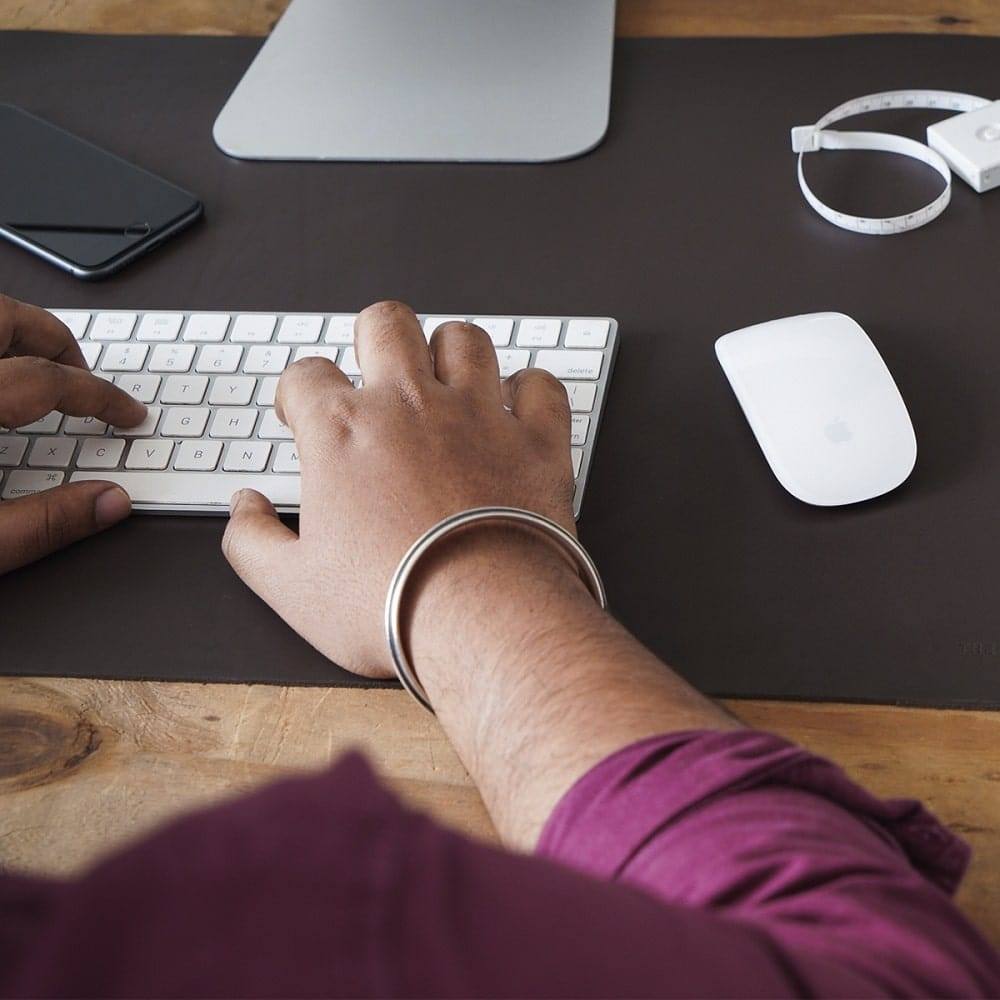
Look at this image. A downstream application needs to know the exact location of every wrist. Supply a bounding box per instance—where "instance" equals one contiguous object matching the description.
[403,523,598,698]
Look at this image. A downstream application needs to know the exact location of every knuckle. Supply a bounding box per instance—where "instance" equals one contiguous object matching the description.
[279,357,323,396]
[0,295,17,352]
[391,374,429,412]
[22,355,57,378]
[28,490,78,554]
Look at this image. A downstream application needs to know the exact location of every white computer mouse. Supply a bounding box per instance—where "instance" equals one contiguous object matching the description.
[715,313,917,506]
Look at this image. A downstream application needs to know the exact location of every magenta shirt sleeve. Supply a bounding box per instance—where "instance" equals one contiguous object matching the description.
[538,729,1000,996]
[1,731,997,997]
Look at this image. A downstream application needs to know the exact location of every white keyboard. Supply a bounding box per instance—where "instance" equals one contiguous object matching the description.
[0,311,618,519]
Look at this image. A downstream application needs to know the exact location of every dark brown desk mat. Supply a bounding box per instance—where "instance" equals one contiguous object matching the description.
[1,31,998,706]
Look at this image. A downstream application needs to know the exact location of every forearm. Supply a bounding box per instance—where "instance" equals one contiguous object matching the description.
[407,525,741,848]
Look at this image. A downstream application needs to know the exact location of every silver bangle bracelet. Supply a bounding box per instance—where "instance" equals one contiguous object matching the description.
[384,506,608,714]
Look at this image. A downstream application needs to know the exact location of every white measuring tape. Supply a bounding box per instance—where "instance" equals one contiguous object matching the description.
[791,90,1000,235]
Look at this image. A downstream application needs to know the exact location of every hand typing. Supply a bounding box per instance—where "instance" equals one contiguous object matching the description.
[0,295,147,573]
[222,300,578,678]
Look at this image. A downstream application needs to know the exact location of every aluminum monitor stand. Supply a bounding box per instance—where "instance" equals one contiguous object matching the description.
[213,0,616,163]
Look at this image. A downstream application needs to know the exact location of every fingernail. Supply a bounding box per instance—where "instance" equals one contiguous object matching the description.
[94,485,131,528]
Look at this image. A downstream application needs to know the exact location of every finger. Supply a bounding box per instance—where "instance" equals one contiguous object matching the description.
[273,356,353,444]
[505,368,572,443]
[429,321,502,400]
[0,357,147,429]
[0,481,131,574]
[354,300,433,388]
[0,294,86,369]
[222,489,299,604]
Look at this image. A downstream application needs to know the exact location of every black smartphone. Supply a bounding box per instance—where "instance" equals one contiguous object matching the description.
[0,104,202,280]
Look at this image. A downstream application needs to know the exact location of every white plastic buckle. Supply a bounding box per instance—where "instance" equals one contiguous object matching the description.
[790,125,821,154]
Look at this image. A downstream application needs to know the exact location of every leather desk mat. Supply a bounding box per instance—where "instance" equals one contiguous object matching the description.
[1,31,998,706]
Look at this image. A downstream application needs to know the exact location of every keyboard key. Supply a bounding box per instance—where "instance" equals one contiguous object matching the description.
[572,447,583,477]
[116,374,161,404]
[534,350,603,380]
[161,407,210,437]
[196,345,243,374]
[210,408,258,439]
[565,318,610,349]
[570,414,590,446]
[20,412,62,434]
[338,347,361,376]
[100,343,149,373]
[231,314,277,343]
[563,381,597,412]
[174,440,223,471]
[161,375,209,404]
[496,349,530,377]
[243,345,290,375]
[0,437,28,466]
[208,377,257,406]
[28,437,76,468]
[3,469,63,499]
[80,343,102,370]
[70,471,302,507]
[472,317,514,347]
[49,310,90,340]
[272,442,300,474]
[63,415,108,436]
[257,377,279,406]
[77,438,126,469]
[113,407,161,437]
[516,318,561,348]
[277,315,323,344]
[184,313,231,342]
[136,313,183,342]
[126,439,174,470]
[258,409,293,440]
[324,315,356,344]
[223,440,272,472]
[293,346,339,364]
[149,344,196,373]
[423,316,465,339]
[90,312,137,341]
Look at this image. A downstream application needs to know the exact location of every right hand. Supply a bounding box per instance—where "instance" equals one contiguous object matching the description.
[222,300,579,678]
[0,295,147,574]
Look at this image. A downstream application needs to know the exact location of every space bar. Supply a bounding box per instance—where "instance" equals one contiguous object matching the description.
[70,472,301,506]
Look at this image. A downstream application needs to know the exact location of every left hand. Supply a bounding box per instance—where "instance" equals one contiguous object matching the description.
[0,295,148,574]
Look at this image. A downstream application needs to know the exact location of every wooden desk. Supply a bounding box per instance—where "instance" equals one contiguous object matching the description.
[1,0,997,950]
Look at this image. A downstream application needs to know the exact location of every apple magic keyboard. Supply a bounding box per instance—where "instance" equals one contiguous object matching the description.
[0,311,619,519]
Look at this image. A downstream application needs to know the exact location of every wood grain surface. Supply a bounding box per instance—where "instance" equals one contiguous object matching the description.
[1,678,997,946]
[0,0,997,952]
[0,0,998,37]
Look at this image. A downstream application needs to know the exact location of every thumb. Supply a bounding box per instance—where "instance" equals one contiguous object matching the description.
[0,480,131,574]
[222,488,298,602]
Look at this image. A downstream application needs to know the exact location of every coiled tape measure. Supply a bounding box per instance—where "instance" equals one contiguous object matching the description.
[791,90,1000,235]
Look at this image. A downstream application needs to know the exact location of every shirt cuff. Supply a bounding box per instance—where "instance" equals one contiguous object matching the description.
[536,728,970,896]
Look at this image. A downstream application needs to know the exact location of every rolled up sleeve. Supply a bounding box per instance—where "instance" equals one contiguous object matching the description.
[538,729,1000,997]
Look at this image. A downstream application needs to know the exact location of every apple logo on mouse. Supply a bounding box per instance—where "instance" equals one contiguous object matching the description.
[825,417,853,444]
